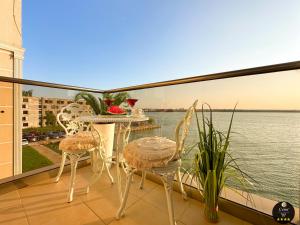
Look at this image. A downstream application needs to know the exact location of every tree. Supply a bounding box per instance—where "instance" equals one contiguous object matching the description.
[22,89,33,96]
[44,111,56,126]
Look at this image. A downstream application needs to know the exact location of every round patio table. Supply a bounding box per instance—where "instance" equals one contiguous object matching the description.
[80,115,148,124]
[79,114,149,202]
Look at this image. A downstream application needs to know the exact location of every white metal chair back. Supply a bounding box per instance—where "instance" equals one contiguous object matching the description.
[57,103,91,136]
[116,123,132,159]
[90,124,106,155]
[121,123,131,148]
[173,100,198,159]
[55,103,115,203]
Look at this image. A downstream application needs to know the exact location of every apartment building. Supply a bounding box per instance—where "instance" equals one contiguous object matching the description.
[0,0,23,178]
[22,96,41,128]
[22,96,90,128]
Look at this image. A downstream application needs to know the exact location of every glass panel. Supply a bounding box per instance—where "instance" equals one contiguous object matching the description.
[125,69,300,222]
[19,85,99,174]
[0,69,299,223]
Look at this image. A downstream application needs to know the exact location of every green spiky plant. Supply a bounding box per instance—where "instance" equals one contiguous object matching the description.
[74,92,130,115]
[184,104,254,223]
[102,92,130,107]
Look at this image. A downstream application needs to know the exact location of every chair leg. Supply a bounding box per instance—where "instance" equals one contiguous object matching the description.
[104,158,114,184]
[116,169,134,219]
[139,171,146,189]
[176,168,187,200]
[162,173,177,225]
[67,154,80,203]
[55,152,67,182]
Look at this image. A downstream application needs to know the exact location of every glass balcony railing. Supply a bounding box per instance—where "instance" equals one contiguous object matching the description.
[125,69,300,222]
[0,61,299,224]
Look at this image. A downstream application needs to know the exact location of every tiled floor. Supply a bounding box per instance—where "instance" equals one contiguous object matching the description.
[0,165,252,225]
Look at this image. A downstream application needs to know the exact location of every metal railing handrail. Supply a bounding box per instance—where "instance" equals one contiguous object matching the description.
[0,60,299,93]
[0,76,105,93]
[106,60,300,92]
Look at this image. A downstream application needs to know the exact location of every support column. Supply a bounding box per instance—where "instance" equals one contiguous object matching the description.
[13,50,24,175]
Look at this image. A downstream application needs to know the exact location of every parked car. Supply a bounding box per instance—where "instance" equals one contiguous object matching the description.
[28,135,38,142]
[57,131,66,138]
[38,134,49,141]
[47,132,60,139]
[22,134,29,140]
[22,133,38,142]
[22,139,29,145]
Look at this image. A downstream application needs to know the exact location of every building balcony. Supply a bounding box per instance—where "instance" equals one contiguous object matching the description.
[0,164,252,225]
[0,61,300,225]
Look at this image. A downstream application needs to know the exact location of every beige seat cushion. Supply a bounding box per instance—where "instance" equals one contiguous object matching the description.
[59,131,99,153]
[124,136,177,170]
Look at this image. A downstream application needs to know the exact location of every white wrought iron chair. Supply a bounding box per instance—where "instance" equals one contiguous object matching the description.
[116,100,197,225]
[55,103,114,202]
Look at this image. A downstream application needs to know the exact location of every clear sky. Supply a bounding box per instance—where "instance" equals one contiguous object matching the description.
[23,0,300,90]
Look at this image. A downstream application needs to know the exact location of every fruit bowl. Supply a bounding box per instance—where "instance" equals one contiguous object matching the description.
[107,106,126,115]
[107,112,127,115]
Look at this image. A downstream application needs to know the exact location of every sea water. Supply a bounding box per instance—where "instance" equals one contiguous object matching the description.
[130,111,300,207]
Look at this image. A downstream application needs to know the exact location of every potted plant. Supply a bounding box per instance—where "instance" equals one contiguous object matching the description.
[74,92,131,165]
[185,104,254,223]
[74,92,130,115]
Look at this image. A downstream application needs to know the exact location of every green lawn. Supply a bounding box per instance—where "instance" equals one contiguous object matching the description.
[23,126,63,135]
[45,142,62,155]
[22,146,53,172]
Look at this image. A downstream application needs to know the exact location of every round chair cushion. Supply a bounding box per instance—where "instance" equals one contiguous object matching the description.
[123,136,177,170]
[59,131,99,153]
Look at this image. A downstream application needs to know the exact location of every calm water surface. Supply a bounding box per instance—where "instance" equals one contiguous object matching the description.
[131,112,300,207]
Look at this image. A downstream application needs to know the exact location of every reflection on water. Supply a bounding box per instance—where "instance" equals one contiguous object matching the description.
[130,111,300,207]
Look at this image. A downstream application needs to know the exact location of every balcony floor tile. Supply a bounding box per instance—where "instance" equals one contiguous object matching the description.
[0,165,252,225]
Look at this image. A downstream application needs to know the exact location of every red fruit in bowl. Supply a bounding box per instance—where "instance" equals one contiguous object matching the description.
[107,106,126,114]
